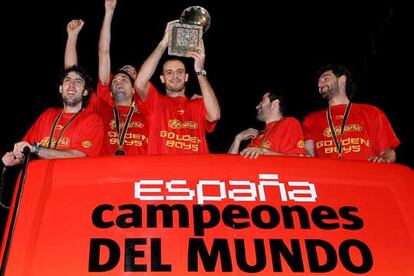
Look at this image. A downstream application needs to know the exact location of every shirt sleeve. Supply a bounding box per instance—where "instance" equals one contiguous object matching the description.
[143,82,160,113]
[193,97,217,133]
[372,107,400,153]
[302,114,315,141]
[97,79,114,107]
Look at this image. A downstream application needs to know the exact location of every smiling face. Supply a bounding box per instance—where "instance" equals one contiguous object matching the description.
[60,71,86,107]
[318,70,340,100]
[111,72,134,105]
[160,59,188,96]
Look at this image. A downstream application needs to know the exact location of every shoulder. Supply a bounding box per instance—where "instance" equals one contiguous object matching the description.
[77,110,103,127]
[303,109,324,121]
[38,107,61,118]
[352,103,385,115]
[282,116,301,124]
[189,96,203,105]
[82,109,103,120]
[280,117,302,127]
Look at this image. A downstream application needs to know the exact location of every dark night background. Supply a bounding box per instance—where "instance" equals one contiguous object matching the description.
[0,1,412,168]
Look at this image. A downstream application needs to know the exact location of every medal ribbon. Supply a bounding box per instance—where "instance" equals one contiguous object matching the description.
[113,106,135,154]
[326,103,352,157]
[47,110,82,149]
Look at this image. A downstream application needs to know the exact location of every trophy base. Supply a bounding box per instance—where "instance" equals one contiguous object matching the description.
[168,23,203,57]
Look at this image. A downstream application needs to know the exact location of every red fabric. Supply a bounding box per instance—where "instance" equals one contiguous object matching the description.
[87,81,149,155]
[22,107,103,157]
[303,103,400,160]
[143,83,217,154]
[96,75,115,107]
[249,117,305,154]
[2,155,414,275]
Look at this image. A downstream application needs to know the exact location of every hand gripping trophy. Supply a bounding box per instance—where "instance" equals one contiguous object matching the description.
[168,6,211,57]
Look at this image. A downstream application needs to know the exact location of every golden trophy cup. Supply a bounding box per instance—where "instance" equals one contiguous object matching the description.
[168,6,211,57]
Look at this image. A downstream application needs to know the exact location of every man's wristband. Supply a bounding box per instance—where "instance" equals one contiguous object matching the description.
[33,142,41,155]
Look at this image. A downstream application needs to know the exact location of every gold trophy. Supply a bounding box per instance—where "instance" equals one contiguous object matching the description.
[168,6,211,57]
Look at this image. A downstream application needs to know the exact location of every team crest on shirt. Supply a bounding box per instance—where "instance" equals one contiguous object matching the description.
[81,141,92,148]
[168,119,198,129]
[40,137,51,146]
[109,120,144,130]
[323,124,362,137]
[262,141,271,149]
[59,137,70,146]
[297,140,304,148]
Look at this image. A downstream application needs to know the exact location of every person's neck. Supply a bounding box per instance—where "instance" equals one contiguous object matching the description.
[328,95,350,106]
[115,99,133,107]
[166,88,186,98]
[266,113,283,124]
[63,104,82,113]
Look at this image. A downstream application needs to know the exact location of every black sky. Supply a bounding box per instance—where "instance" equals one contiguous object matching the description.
[1,1,412,168]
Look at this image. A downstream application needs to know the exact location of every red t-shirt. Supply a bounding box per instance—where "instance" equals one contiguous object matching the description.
[87,81,149,156]
[302,103,400,160]
[142,83,216,154]
[249,117,305,155]
[22,107,103,157]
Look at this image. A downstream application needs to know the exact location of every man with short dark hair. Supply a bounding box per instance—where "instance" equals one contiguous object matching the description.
[229,91,304,159]
[134,20,221,154]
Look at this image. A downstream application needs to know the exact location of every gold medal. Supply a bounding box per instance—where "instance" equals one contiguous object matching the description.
[115,149,126,156]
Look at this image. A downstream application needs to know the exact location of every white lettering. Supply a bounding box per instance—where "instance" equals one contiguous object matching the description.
[134,180,164,200]
[166,180,195,201]
[197,180,226,204]
[133,174,317,204]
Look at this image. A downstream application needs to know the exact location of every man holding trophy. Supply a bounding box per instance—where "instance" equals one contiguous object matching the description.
[134,7,221,154]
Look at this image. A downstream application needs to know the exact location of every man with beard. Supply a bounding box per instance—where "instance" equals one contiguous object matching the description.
[228,92,304,159]
[1,66,104,166]
[65,10,148,156]
[134,21,221,154]
[302,64,399,162]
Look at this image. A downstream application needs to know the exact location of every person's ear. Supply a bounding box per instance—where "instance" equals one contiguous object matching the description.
[83,89,88,96]
[185,73,189,82]
[59,85,63,94]
[338,75,347,86]
[271,99,280,109]
[160,75,166,84]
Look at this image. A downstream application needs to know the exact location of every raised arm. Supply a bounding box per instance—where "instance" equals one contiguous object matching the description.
[134,20,178,100]
[98,0,117,85]
[187,41,221,122]
[64,19,84,68]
